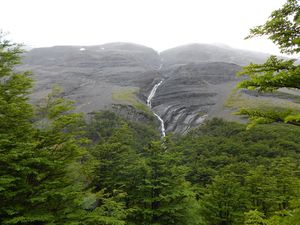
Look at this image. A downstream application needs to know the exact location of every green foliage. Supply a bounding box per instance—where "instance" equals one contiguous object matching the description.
[86,111,123,142]
[236,107,299,129]
[173,119,300,225]
[265,202,300,225]
[112,88,152,114]
[79,190,127,225]
[246,0,300,55]
[200,174,247,225]
[0,32,33,140]
[237,0,300,127]
[86,110,160,145]
[238,56,300,91]
[0,32,37,224]
[0,34,126,225]
[87,112,201,224]
[91,123,145,193]
[133,141,201,225]
[244,210,267,225]
[285,113,300,124]
[2,27,300,224]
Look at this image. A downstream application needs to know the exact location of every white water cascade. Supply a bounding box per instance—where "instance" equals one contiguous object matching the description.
[147,80,166,137]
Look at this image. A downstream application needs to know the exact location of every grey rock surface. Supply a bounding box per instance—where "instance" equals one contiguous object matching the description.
[20,43,270,134]
[160,43,268,67]
[143,62,242,134]
[20,43,161,113]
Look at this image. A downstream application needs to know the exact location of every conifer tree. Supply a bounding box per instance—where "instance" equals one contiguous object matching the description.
[0,33,126,225]
[0,32,38,224]
[91,123,145,194]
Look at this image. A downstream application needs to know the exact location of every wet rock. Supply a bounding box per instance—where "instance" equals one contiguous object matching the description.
[149,62,242,133]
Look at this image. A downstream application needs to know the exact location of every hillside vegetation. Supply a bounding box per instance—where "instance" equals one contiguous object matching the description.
[1,0,299,224]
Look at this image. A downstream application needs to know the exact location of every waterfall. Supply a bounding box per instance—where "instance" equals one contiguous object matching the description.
[147,80,166,137]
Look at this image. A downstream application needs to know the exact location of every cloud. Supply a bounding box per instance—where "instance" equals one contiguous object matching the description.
[0,0,286,54]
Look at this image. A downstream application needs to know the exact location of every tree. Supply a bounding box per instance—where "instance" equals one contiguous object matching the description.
[244,166,278,215]
[0,33,126,224]
[200,174,247,225]
[0,31,39,224]
[133,141,201,225]
[91,122,146,195]
[30,87,89,224]
[237,0,300,126]
[86,111,123,143]
[244,210,267,225]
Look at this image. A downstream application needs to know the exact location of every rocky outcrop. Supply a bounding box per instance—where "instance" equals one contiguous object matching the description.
[141,62,242,133]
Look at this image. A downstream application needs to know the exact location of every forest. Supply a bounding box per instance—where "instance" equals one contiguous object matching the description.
[1,0,300,224]
[1,90,300,224]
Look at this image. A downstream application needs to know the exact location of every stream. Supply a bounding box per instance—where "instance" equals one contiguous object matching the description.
[147,80,166,137]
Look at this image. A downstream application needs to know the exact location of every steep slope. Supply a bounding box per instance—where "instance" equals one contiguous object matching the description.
[142,62,242,134]
[140,44,270,133]
[20,43,161,114]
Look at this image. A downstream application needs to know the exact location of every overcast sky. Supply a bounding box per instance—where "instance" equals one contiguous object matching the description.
[1,0,287,54]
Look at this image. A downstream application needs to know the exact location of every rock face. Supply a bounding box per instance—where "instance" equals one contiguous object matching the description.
[20,43,161,113]
[20,43,269,134]
[141,44,269,134]
[148,62,241,134]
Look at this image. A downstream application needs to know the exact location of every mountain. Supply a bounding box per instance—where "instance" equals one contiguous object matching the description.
[160,43,268,67]
[19,43,271,134]
[20,43,160,113]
